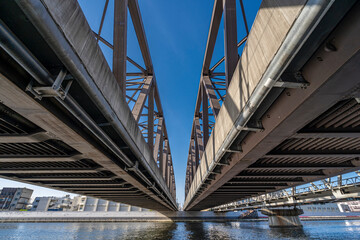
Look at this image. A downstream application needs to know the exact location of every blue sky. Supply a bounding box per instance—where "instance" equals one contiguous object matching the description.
[5,0,357,206]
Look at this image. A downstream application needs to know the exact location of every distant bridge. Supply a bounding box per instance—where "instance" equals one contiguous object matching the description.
[212,172,360,212]
[0,0,177,211]
[184,0,360,211]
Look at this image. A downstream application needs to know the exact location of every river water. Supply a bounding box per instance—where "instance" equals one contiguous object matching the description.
[1,220,360,239]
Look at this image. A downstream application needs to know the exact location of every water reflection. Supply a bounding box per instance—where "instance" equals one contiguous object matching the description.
[269,227,308,239]
[1,220,360,240]
[184,222,208,239]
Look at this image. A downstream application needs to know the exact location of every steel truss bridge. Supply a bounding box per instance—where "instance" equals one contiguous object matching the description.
[212,172,360,212]
[1,0,360,213]
[184,0,360,211]
[0,0,177,211]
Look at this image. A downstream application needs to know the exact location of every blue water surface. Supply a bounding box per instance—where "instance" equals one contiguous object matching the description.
[0,220,359,240]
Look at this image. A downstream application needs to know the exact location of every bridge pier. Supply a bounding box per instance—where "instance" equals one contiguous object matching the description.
[261,208,303,228]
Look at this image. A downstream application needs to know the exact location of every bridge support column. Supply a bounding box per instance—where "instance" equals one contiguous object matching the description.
[261,208,303,228]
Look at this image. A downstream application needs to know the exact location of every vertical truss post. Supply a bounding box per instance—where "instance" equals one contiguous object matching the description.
[223,0,238,87]
[153,117,163,164]
[188,155,193,186]
[337,175,342,187]
[147,85,154,154]
[202,84,209,147]
[170,169,173,194]
[162,139,168,180]
[185,167,190,196]
[113,0,128,97]
[191,139,197,178]
[203,76,221,118]
[172,164,176,198]
[166,154,171,187]
[132,76,153,122]
[194,124,200,169]
[195,117,204,159]
[168,160,172,190]
[173,174,176,197]
[171,171,174,195]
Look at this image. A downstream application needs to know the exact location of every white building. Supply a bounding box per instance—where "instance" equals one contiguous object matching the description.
[74,196,148,212]
[338,201,360,212]
[31,197,52,211]
[31,195,74,211]
[0,188,33,211]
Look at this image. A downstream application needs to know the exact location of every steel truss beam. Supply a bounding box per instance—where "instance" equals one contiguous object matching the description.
[90,0,176,196]
[0,0,176,209]
[184,0,360,211]
[185,0,249,197]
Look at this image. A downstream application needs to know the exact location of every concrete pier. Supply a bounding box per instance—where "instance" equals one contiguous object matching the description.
[261,208,303,228]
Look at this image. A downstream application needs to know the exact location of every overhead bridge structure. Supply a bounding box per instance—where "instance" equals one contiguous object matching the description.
[213,173,360,212]
[0,0,177,211]
[184,0,360,211]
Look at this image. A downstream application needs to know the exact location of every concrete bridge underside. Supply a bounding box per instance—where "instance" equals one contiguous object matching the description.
[184,0,360,211]
[0,0,177,211]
